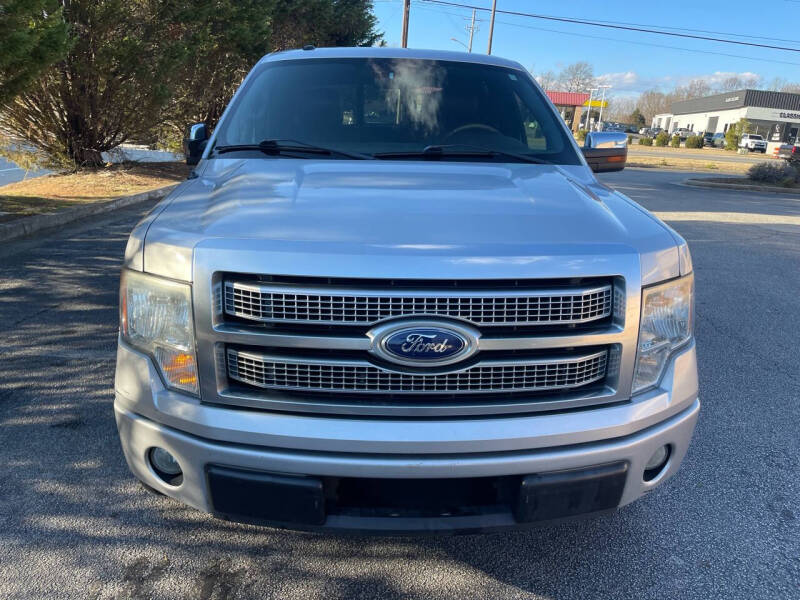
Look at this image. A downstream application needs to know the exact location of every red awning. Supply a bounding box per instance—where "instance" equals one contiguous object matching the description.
[546,91,590,106]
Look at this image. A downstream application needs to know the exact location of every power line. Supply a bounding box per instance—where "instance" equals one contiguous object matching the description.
[411,1,800,46]
[421,0,800,52]
[490,14,800,67]
[414,2,800,67]
[560,16,800,45]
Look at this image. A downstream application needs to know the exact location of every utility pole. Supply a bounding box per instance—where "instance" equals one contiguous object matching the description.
[401,0,410,48]
[597,85,611,130]
[585,88,597,131]
[452,10,480,53]
[486,0,497,55]
[467,9,477,52]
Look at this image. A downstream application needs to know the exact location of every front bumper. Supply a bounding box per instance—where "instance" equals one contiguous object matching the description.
[115,400,698,532]
[114,339,699,533]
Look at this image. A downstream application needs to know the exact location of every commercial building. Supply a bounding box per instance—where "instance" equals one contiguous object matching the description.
[546,91,607,132]
[652,89,800,146]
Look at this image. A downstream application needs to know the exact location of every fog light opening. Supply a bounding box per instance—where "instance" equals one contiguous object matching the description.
[643,444,671,482]
[148,447,184,486]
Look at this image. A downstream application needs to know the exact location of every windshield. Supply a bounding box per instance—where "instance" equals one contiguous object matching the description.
[213,58,581,164]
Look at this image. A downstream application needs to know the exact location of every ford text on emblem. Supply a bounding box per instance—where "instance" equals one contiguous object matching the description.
[369,321,479,367]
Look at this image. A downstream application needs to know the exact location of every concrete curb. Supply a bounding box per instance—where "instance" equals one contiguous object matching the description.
[684,178,800,195]
[0,184,178,244]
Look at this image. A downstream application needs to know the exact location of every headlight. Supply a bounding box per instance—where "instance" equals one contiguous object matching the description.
[633,274,694,393]
[120,270,199,395]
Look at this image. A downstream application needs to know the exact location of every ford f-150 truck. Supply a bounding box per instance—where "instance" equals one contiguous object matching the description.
[115,47,698,533]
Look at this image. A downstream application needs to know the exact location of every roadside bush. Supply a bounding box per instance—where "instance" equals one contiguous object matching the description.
[654,132,669,146]
[670,135,681,148]
[638,136,652,146]
[627,134,633,145]
[685,135,703,149]
[725,118,751,151]
[725,128,739,151]
[576,129,587,142]
[747,161,800,186]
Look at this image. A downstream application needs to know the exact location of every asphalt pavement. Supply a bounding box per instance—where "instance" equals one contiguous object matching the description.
[0,156,49,187]
[0,169,798,599]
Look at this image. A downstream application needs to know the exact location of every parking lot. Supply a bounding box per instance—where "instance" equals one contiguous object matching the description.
[0,168,798,599]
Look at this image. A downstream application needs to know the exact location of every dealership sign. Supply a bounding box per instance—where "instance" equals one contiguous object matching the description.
[745,107,800,122]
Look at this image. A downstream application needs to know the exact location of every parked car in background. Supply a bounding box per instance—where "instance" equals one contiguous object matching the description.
[601,122,625,133]
[115,47,698,533]
[639,127,649,135]
[777,142,799,162]
[644,127,664,138]
[673,128,692,141]
[702,132,715,147]
[739,133,767,153]
[711,132,726,148]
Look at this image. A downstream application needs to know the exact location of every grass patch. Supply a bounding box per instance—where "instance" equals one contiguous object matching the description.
[625,153,752,174]
[0,162,190,223]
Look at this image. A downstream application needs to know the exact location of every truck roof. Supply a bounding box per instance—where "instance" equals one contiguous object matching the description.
[257,46,526,72]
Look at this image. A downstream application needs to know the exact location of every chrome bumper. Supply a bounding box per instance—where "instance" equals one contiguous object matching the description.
[114,339,699,531]
[115,399,698,531]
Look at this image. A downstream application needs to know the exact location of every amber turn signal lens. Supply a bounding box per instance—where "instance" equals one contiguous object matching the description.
[154,347,199,394]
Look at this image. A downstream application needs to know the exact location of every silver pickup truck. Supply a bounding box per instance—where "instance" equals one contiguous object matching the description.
[115,47,698,533]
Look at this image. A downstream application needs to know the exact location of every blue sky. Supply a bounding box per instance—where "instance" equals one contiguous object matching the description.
[372,0,800,96]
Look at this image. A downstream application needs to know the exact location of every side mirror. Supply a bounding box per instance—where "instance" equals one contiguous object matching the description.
[582,131,627,173]
[184,123,209,166]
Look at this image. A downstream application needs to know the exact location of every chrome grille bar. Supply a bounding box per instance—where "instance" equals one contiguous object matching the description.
[223,281,613,326]
[227,348,607,395]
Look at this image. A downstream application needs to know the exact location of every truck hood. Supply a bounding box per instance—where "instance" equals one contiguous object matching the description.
[133,158,683,283]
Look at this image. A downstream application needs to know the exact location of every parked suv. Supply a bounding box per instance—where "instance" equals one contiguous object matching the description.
[739,133,767,152]
[115,47,698,533]
[711,132,726,148]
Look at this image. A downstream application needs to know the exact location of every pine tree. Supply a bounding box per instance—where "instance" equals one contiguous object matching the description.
[0,0,70,104]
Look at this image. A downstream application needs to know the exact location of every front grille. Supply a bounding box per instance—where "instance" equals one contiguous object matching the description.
[227,348,607,395]
[223,281,613,327]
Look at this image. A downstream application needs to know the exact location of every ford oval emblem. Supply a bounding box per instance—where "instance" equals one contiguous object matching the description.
[369,321,479,367]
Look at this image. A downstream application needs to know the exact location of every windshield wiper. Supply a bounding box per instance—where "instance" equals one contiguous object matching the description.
[373,144,551,164]
[213,139,373,160]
